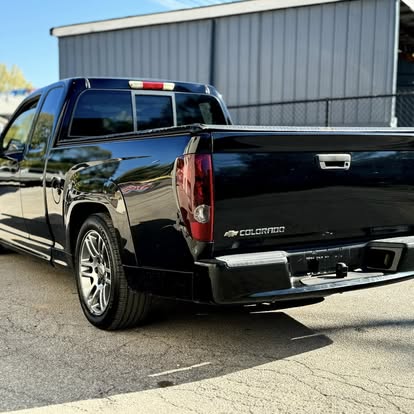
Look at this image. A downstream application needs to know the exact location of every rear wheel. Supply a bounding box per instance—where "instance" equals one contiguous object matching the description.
[75,213,151,330]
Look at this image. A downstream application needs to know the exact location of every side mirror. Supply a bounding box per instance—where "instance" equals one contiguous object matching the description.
[0,139,24,162]
[5,139,25,153]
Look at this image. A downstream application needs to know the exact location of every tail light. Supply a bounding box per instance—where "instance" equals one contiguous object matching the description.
[175,154,214,242]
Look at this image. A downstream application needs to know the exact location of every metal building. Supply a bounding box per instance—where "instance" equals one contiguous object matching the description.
[51,0,414,126]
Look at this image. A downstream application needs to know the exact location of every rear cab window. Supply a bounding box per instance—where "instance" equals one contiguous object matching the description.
[136,94,174,130]
[135,93,226,130]
[68,89,227,138]
[175,93,226,125]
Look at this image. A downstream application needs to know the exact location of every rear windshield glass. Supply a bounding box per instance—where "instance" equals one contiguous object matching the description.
[70,90,133,137]
[136,95,174,130]
[135,93,226,131]
[175,93,226,125]
[70,90,226,137]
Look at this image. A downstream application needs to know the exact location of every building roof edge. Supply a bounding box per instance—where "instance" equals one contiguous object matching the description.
[51,0,342,37]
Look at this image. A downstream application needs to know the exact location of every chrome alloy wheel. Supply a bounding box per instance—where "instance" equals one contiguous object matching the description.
[79,230,112,316]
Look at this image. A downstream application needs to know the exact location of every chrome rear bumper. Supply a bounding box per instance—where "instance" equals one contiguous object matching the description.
[196,236,414,304]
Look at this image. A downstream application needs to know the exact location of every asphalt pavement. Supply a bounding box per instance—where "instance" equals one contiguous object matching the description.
[0,251,413,413]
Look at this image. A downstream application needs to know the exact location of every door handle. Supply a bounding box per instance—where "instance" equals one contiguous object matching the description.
[51,177,65,204]
[317,154,351,170]
[51,177,64,194]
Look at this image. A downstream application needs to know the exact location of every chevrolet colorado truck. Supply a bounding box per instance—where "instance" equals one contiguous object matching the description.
[1,77,413,330]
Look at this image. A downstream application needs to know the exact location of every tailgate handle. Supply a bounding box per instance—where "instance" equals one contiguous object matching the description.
[317,154,351,170]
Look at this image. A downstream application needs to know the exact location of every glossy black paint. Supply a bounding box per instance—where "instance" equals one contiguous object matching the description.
[211,131,414,255]
[47,135,200,269]
[1,78,414,304]
[211,129,414,152]
[0,78,224,278]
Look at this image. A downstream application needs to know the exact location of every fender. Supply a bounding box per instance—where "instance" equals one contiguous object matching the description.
[64,178,138,268]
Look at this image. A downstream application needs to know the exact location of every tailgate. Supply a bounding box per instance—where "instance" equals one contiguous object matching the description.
[211,129,414,253]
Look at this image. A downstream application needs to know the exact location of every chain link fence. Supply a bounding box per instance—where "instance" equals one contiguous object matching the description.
[228,92,414,127]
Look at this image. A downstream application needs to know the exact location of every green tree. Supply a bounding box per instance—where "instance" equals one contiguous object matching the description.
[0,63,33,92]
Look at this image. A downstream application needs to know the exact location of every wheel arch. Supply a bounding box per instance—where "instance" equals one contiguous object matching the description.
[66,189,138,269]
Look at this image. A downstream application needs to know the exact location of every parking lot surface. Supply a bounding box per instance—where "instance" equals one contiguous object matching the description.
[0,251,413,413]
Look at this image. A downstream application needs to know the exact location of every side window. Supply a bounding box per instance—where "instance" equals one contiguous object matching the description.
[2,100,38,153]
[70,90,133,137]
[29,87,64,154]
[135,95,174,130]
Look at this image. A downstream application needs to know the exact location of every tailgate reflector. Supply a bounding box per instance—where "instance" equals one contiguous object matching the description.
[129,80,175,91]
[175,154,214,242]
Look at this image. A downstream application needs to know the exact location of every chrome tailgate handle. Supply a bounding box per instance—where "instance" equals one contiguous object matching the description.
[317,154,351,170]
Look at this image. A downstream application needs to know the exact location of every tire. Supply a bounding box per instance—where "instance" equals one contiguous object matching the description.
[74,213,151,330]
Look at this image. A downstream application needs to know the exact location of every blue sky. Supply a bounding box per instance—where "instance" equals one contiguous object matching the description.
[0,0,235,88]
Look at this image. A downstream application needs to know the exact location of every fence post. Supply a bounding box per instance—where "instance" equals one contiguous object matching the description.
[325,99,330,127]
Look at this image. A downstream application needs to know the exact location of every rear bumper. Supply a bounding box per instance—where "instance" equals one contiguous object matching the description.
[195,236,414,304]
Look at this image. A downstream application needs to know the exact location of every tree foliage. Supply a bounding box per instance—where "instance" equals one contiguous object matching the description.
[0,64,33,92]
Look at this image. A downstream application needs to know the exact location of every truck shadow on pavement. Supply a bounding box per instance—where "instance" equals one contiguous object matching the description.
[0,253,332,411]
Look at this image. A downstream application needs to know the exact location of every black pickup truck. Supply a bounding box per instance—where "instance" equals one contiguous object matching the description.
[1,77,413,330]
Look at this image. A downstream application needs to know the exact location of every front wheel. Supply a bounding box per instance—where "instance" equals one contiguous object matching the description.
[75,213,151,330]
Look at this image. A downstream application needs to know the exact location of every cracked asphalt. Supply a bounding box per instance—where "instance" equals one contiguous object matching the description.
[0,251,413,413]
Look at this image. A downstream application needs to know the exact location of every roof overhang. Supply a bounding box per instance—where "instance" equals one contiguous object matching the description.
[51,0,343,38]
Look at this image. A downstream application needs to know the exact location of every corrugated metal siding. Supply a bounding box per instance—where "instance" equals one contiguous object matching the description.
[59,20,212,83]
[216,0,398,125]
[58,0,398,126]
